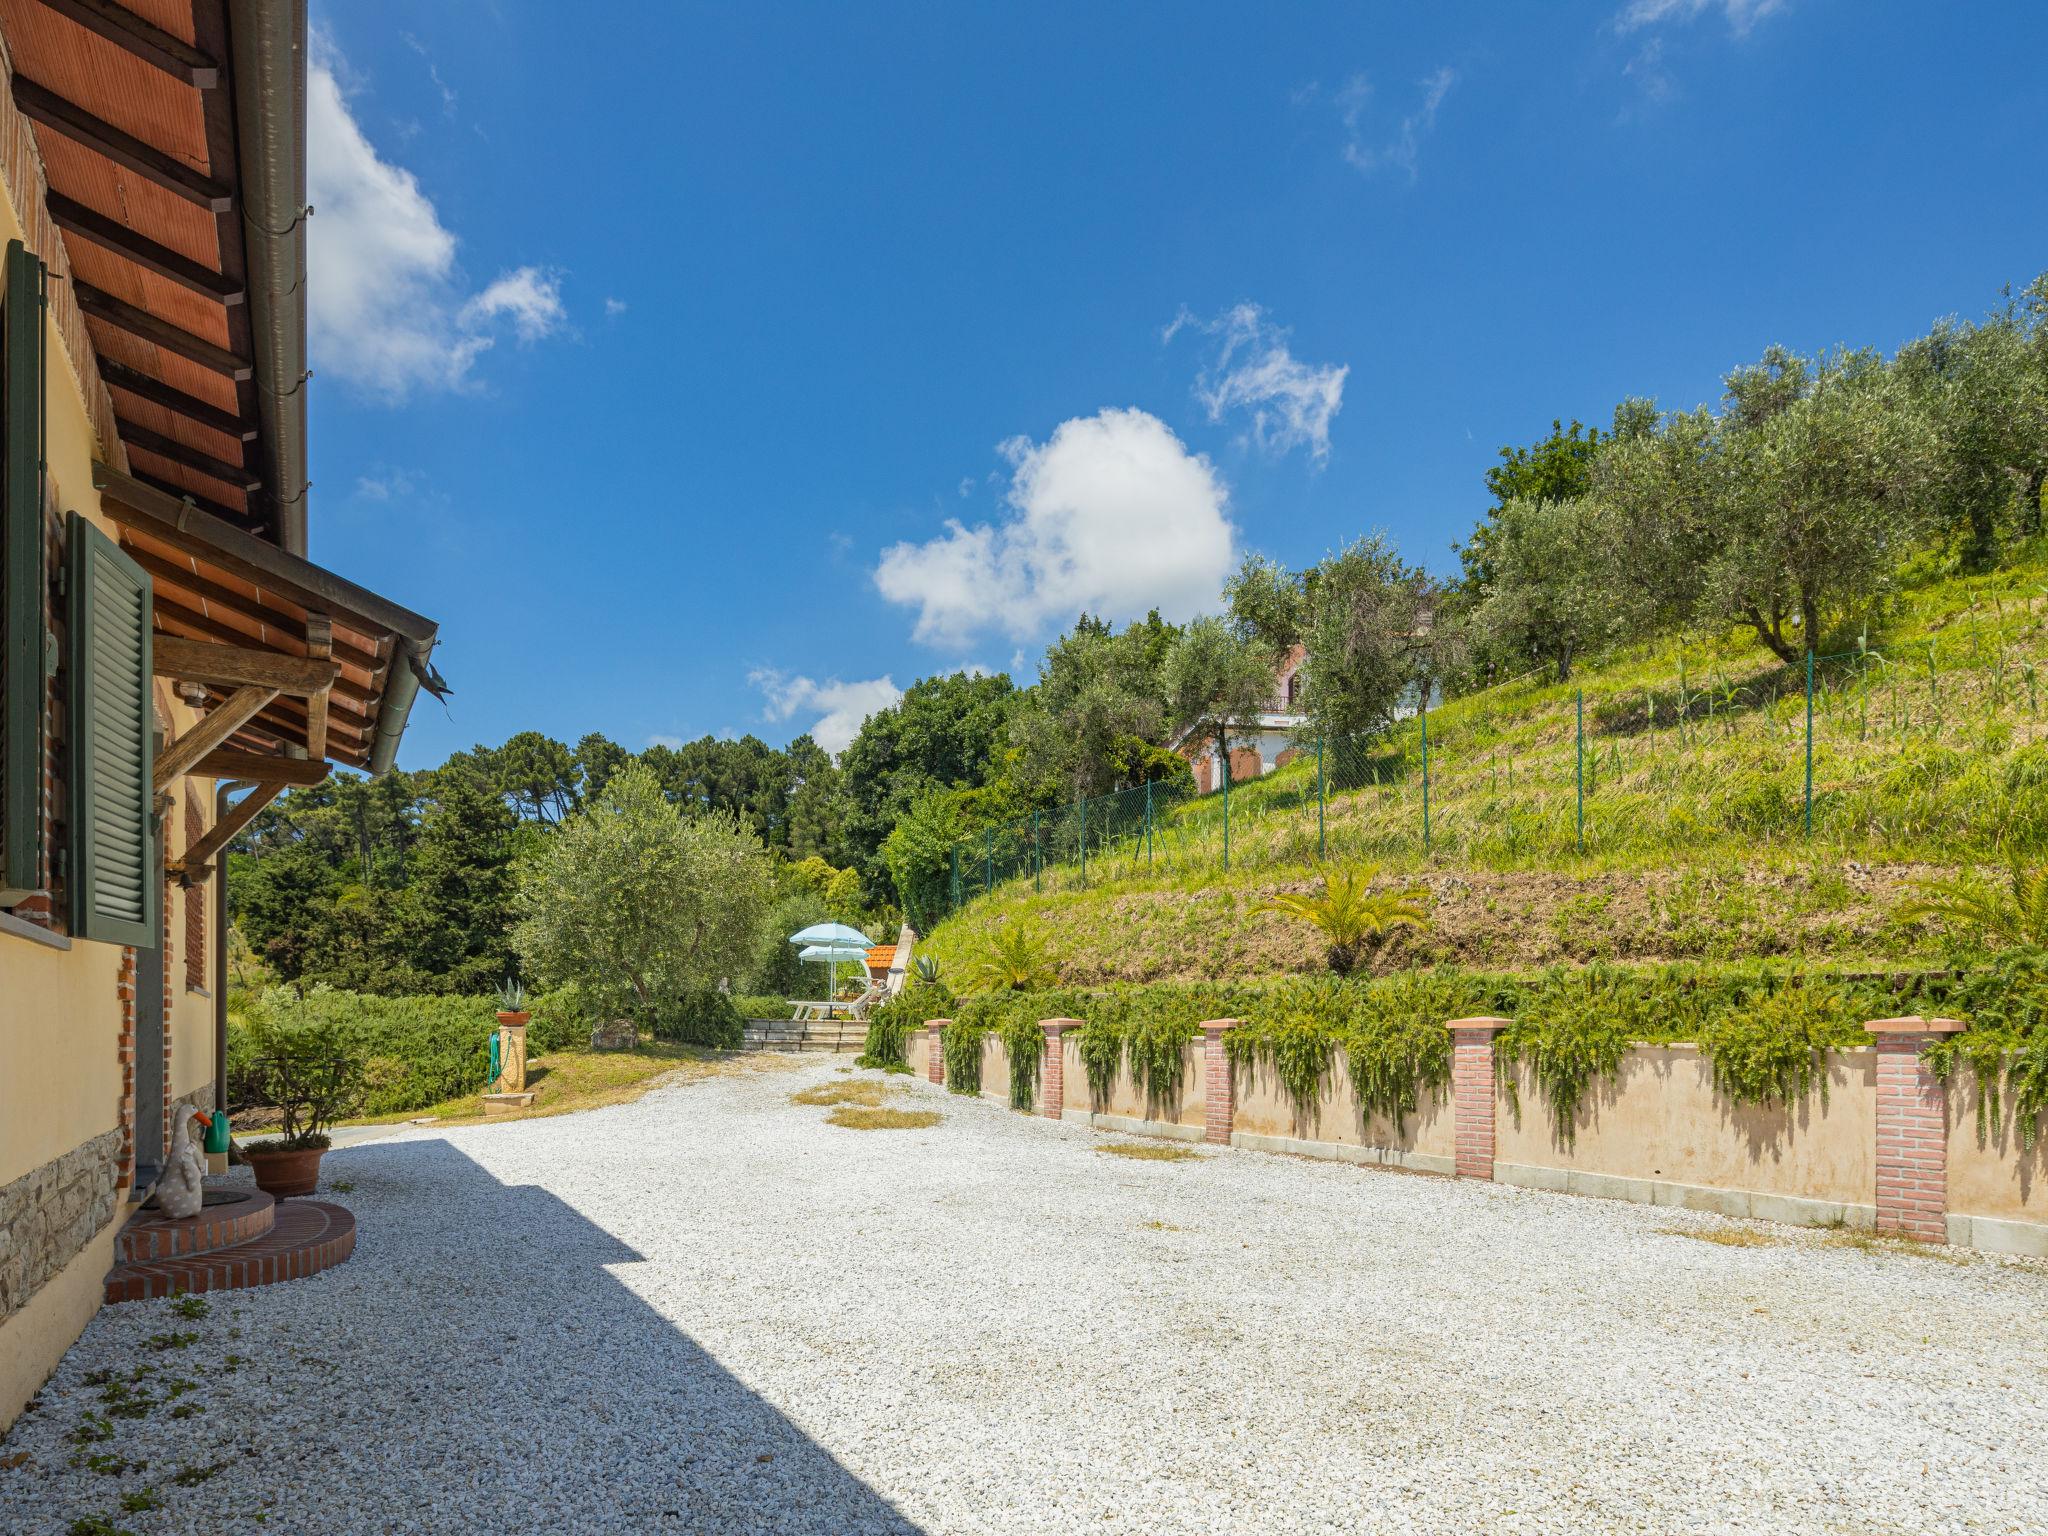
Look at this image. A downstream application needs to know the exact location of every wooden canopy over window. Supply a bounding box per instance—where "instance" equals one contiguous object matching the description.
[96,466,437,784]
[0,0,303,548]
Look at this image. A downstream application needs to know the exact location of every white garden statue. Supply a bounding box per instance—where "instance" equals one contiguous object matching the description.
[153,1108,213,1220]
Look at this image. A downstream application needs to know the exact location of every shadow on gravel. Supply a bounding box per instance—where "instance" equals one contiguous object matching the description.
[349,1139,926,1534]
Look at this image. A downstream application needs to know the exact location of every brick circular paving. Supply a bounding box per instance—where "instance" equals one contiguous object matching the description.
[6,1057,2048,1534]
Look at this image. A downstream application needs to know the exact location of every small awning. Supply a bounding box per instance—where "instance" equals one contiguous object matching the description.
[95,463,443,781]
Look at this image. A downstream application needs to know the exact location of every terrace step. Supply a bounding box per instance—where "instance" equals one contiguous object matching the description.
[103,1199,355,1304]
[117,1189,274,1263]
[740,1021,870,1054]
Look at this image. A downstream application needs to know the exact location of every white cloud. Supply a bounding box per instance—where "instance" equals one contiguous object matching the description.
[1615,0,1785,36]
[748,670,903,755]
[353,466,417,501]
[459,267,566,343]
[308,31,567,397]
[646,734,684,750]
[874,407,1237,648]
[1335,67,1457,180]
[1173,303,1347,463]
[604,296,629,317]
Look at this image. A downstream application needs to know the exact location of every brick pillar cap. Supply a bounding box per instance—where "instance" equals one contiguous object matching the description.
[927,1017,952,1028]
[1863,1015,1967,1035]
[1199,1017,1243,1033]
[1446,1016,1514,1034]
[1039,1017,1083,1032]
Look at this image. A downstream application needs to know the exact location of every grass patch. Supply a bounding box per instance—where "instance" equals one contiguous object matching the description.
[337,1042,791,1129]
[825,1105,941,1130]
[1658,1224,1778,1248]
[790,1080,893,1108]
[1819,1230,1977,1266]
[1097,1140,1199,1161]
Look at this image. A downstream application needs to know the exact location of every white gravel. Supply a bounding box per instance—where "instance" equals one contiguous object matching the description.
[5,1057,2048,1535]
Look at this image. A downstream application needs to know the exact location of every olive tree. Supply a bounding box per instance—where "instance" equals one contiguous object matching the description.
[1467,494,1630,683]
[512,762,771,1026]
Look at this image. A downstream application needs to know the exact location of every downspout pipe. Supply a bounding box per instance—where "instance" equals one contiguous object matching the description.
[227,0,309,557]
[368,637,434,777]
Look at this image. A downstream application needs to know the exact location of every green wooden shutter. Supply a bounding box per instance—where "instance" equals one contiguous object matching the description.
[0,240,45,904]
[67,511,156,947]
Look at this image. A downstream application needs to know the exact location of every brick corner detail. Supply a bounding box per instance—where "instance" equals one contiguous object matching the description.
[926,1019,951,1085]
[1200,1018,1242,1145]
[1038,1018,1080,1119]
[1446,1016,1510,1181]
[1864,1015,1967,1243]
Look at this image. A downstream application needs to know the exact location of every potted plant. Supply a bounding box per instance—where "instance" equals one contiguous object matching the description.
[495,977,529,1028]
[242,1007,363,1200]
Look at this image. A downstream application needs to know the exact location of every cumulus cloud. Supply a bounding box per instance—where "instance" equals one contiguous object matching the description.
[1615,0,1786,36]
[748,670,903,755]
[308,31,567,397]
[1332,67,1457,180]
[1171,303,1347,463]
[874,408,1237,648]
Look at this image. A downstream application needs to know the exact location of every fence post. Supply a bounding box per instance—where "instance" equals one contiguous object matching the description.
[1221,728,1231,872]
[1865,1015,1967,1241]
[1804,649,1815,839]
[1316,733,1326,860]
[1144,779,1153,868]
[1079,795,1087,888]
[1032,810,1041,892]
[949,845,959,913]
[1420,705,1431,855]
[1575,688,1585,857]
[1200,1017,1242,1145]
[984,827,993,896]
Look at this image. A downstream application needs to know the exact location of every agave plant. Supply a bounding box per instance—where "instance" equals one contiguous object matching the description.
[1899,861,2048,952]
[1255,867,1429,975]
[961,921,1058,993]
[913,954,942,988]
[495,977,527,1013]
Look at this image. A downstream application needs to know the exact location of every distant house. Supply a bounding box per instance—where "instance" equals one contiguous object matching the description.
[1175,644,1312,793]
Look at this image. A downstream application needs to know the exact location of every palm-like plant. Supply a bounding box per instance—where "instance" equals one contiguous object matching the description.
[1900,861,2048,952]
[1255,868,1429,975]
[962,921,1058,993]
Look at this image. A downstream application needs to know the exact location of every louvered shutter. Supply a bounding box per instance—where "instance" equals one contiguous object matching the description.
[67,511,156,947]
[0,240,44,903]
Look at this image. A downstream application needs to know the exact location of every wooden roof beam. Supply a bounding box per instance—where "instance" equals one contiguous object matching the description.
[101,359,255,441]
[31,0,221,88]
[116,417,258,492]
[170,782,282,883]
[304,616,333,760]
[149,602,377,708]
[49,192,245,306]
[12,76,234,212]
[123,544,382,671]
[152,634,338,695]
[192,749,330,787]
[76,282,252,380]
[154,685,277,789]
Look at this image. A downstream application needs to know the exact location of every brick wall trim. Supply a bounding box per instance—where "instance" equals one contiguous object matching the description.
[1200,1018,1242,1145]
[1446,1017,1512,1181]
[1865,1015,1966,1242]
[926,1019,949,1086]
[1038,1018,1080,1120]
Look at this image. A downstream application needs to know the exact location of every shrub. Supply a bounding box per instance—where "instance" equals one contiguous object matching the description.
[655,990,745,1049]
[860,982,954,1070]
[231,986,497,1118]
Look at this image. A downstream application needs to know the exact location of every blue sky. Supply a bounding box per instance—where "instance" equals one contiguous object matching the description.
[302,1,2048,768]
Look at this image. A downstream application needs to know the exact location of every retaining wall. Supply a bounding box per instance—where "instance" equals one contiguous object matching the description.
[902,1015,2048,1258]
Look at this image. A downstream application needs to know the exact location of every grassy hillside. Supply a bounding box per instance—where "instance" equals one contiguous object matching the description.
[927,549,2048,984]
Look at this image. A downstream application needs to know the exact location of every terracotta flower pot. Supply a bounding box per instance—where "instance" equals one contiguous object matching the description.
[244,1144,326,1200]
[496,1011,530,1027]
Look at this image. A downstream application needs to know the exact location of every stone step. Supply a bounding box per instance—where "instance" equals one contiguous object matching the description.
[103,1200,355,1304]
[118,1190,275,1263]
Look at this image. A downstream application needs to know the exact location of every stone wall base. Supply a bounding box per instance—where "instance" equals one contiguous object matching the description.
[1946,1213,2048,1258]
[0,1125,123,1326]
[1082,1112,1206,1143]
[0,1208,121,1432]
[1494,1162,1878,1230]
[1230,1131,1455,1176]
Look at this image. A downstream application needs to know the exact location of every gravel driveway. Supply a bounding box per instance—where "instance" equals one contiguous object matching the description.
[5,1057,2047,1536]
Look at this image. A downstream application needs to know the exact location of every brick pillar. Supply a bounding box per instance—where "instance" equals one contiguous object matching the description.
[1039,1019,1079,1119]
[1446,1017,1512,1180]
[1201,1018,1242,1145]
[1866,1015,1967,1242]
[927,1020,949,1085]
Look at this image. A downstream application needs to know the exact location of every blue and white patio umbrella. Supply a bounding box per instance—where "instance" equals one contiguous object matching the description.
[789,923,874,998]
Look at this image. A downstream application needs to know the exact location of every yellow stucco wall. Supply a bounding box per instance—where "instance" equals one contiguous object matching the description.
[1234,1051,1457,1162]
[1495,1045,1876,1207]
[1946,1085,2048,1225]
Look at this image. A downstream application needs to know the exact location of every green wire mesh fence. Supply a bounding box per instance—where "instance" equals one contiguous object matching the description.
[945,614,2048,918]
